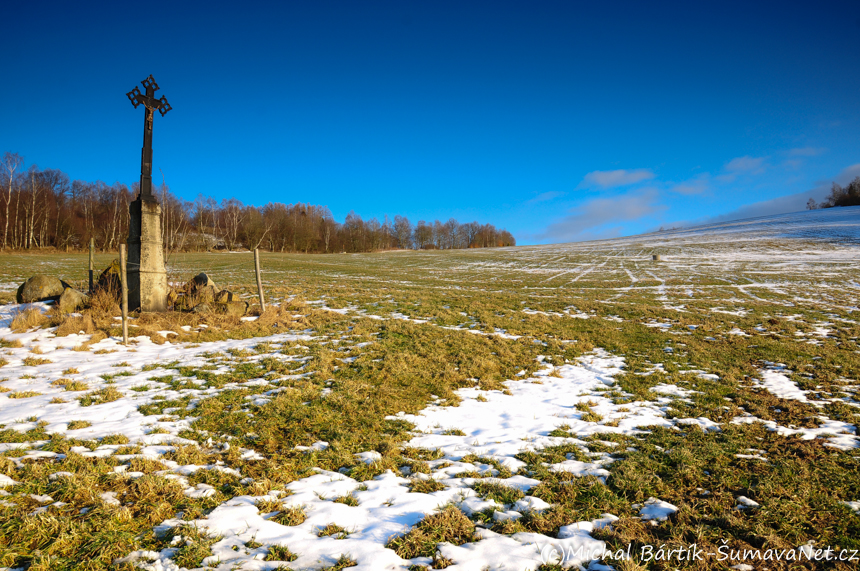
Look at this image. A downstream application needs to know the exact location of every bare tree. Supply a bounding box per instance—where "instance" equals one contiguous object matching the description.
[242,205,274,250]
[321,209,335,252]
[443,218,458,249]
[26,168,39,248]
[0,150,517,253]
[414,220,433,249]
[381,215,393,249]
[820,177,860,208]
[463,221,480,247]
[221,198,245,250]
[394,215,412,249]
[1,152,23,250]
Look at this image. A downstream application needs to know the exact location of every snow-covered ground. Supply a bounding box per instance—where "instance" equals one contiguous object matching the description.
[1,305,856,569]
[124,353,660,571]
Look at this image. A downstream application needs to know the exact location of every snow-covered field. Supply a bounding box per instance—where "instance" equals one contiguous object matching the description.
[1,207,859,570]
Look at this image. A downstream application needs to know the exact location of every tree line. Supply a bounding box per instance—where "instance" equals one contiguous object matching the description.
[0,152,515,253]
[807,176,860,210]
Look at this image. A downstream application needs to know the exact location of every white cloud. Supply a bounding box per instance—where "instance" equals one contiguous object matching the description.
[725,155,767,173]
[700,190,825,224]
[578,168,655,189]
[674,163,860,226]
[539,188,666,242]
[526,191,565,204]
[537,157,855,244]
[825,163,860,185]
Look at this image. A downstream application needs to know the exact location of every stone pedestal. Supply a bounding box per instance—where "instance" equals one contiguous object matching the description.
[128,197,167,312]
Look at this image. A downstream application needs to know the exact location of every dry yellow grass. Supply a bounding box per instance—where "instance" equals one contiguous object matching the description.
[387,506,475,559]
[7,390,42,399]
[73,330,107,351]
[55,314,96,337]
[10,308,47,332]
[87,289,120,325]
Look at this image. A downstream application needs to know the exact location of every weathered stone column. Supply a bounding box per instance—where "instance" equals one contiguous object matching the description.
[128,196,167,312]
[125,75,171,313]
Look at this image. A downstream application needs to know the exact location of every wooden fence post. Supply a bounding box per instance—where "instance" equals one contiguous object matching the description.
[254,248,266,312]
[120,244,129,345]
[88,238,95,293]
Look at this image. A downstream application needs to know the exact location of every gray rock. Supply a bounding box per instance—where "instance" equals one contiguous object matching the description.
[215,290,234,302]
[219,300,249,317]
[188,272,219,292]
[58,288,89,312]
[96,259,122,294]
[195,285,218,303]
[192,303,211,314]
[173,294,193,311]
[17,275,67,303]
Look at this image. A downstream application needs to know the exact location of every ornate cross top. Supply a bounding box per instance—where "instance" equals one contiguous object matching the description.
[126,75,172,202]
[127,74,172,116]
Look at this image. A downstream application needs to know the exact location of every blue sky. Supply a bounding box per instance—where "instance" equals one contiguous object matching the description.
[2,1,859,244]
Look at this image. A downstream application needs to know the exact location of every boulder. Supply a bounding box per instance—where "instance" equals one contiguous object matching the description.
[173,295,193,312]
[16,275,68,303]
[218,300,249,317]
[96,259,122,294]
[192,303,211,314]
[58,288,89,312]
[187,272,219,293]
[182,273,221,304]
[195,285,218,303]
[215,290,235,303]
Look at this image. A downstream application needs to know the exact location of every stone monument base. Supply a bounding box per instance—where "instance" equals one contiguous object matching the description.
[128,197,167,312]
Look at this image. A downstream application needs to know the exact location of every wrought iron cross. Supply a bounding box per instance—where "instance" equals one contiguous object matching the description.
[126,75,172,202]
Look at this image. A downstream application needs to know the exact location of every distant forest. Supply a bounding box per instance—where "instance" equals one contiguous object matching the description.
[0,152,515,253]
[808,176,860,210]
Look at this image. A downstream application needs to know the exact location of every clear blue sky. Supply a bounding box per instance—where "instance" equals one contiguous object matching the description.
[2,1,859,244]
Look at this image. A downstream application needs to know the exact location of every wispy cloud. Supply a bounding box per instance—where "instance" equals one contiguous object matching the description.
[665,162,860,228]
[668,176,709,195]
[787,146,826,157]
[532,153,850,245]
[724,155,767,173]
[698,190,823,225]
[810,163,860,191]
[539,188,666,242]
[578,168,655,189]
[526,191,565,204]
[832,163,860,182]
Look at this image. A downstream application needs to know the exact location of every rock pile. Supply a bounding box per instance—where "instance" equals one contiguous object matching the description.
[16,275,90,312]
[174,272,248,316]
[14,268,248,317]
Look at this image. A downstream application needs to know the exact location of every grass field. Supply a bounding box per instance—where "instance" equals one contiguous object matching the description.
[0,208,859,570]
